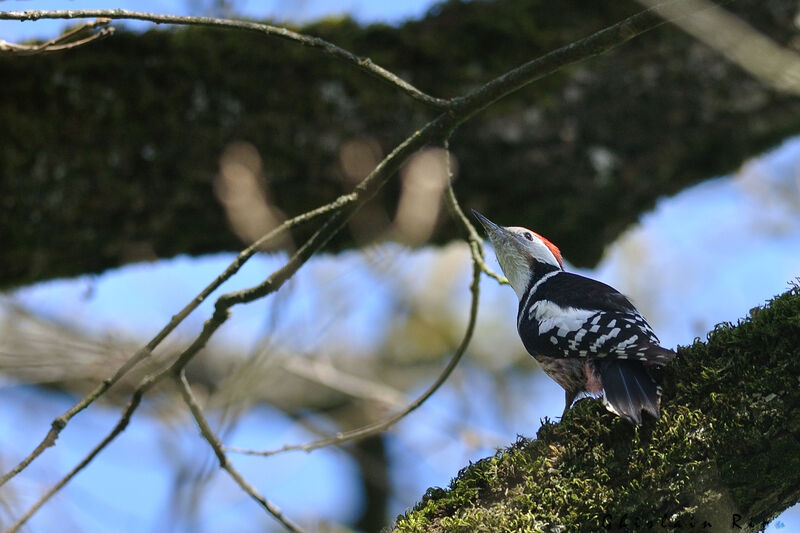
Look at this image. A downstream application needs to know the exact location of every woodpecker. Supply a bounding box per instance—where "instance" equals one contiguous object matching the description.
[473,210,674,424]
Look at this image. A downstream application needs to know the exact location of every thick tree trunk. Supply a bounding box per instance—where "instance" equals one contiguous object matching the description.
[3,0,800,288]
[393,284,800,532]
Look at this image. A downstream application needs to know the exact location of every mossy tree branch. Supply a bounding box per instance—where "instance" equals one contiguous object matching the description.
[3,0,800,287]
[394,284,800,532]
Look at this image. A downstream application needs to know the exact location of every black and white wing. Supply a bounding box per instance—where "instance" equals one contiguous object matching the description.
[517,271,674,365]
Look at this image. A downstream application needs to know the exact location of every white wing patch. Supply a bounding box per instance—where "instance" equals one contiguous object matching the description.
[519,293,670,364]
[528,300,596,338]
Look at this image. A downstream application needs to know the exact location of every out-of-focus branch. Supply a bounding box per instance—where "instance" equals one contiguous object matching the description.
[0,9,449,108]
[281,357,408,408]
[176,371,306,533]
[638,0,800,94]
[4,293,235,532]
[0,18,113,54]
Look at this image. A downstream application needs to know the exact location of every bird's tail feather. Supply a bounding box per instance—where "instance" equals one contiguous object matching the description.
[597,360,660,425]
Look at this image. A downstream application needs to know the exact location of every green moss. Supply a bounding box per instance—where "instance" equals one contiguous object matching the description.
[394,284,800,532]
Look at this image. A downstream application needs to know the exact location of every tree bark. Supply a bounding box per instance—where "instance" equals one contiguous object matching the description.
[3,0,800,288]
[392,284,800,532]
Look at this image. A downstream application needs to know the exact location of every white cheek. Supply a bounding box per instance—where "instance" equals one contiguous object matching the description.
[530,242,553,265]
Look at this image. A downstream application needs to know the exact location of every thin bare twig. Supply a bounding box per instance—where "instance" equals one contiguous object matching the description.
[176,371,306,533]
[0,195,354,489]
[225,143,500,459]
[454,206,509,286]
[0,18,113,55]
[0,9,449,109]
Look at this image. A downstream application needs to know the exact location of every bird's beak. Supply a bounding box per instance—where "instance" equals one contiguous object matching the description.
[471,209,504,238]
[471,209,497,229]
[472,209,519,257]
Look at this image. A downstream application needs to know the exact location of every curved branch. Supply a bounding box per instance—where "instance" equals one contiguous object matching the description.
[0,9,450,109]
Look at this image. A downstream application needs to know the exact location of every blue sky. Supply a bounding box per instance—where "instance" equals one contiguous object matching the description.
[2,1,800,531]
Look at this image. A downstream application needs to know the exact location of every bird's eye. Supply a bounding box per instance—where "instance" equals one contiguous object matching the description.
[524,232,533,241]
